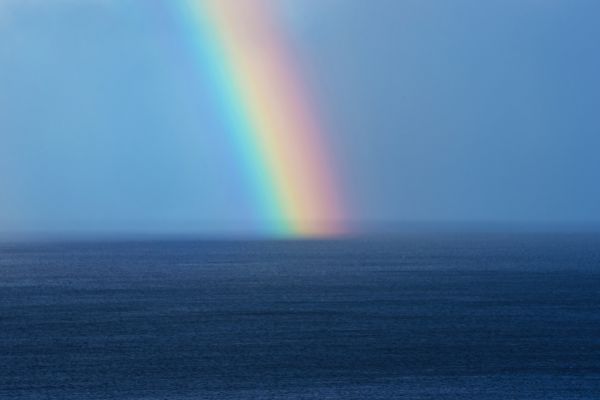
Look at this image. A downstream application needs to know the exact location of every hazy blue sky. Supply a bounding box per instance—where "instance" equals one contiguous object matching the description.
[1,0,600,235]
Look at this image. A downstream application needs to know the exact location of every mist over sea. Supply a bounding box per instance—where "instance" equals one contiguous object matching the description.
[1,234,600,399]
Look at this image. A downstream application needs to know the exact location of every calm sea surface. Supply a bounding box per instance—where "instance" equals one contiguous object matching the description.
[1,234,600,399]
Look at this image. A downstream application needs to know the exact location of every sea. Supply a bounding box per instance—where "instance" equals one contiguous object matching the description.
[1,233,600,399]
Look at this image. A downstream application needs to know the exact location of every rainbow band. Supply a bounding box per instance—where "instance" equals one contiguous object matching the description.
[177,0,345,236]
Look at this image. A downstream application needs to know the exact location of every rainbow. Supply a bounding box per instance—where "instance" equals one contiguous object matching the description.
[174,0,346,237]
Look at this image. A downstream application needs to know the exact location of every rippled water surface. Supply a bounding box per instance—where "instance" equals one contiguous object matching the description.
[1,234,600,399]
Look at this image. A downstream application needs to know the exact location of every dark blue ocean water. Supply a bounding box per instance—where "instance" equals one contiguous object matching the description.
[1,234,600,399]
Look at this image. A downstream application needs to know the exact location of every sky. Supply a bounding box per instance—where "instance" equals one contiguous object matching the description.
[1,0,600,236]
